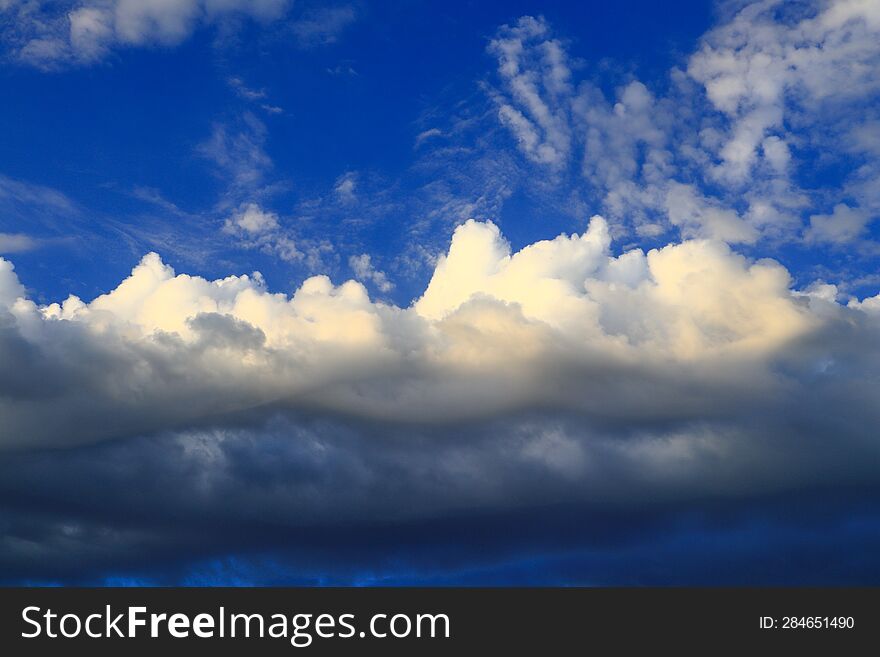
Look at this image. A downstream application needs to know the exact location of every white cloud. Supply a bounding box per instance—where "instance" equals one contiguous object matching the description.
[414,128,443,149]
[221,202,305,263]
[0,215,849,451]
[805,203,872,244]
[488,16,572,168]
[68,6,114,62]
[664,182,758,244]
[483,5,880,251]
[2,0,292,67]
[0,232,39,254]
[761,135,791,174]
[227,76,267,101]
[688,0,880,184]
[5,216,880,581]
[112,0,202,46]
[0,174,77,215]
[0,257,25,306]
[223,203,279,236]
[197,112,272,191]
[0,176,80,251]
[228,76,284,115]
[334,172,358,205]
[575,81,671,191]
[349,253,393,293]
[326,62,357,76]
[290,5,357,48]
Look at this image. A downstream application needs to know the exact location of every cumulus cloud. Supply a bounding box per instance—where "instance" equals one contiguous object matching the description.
[0,257,25,306]
[3,216,880,580]
[0,215,873,450]
[3,203,880,582]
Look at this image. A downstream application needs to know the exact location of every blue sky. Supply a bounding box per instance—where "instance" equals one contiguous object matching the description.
[1,0,716,304]
[2,0,880,585]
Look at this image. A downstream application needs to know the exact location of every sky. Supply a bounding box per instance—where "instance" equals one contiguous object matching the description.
[1,0,880,585]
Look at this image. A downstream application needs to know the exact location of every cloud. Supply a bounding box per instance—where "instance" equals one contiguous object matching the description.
[3,216,880,580]
[349,254,393,293]
[485,17,700,239]
[414,128,443,149]
[1,0,293,67]
[0,257,25,305]
[688,0,880,184]
[227,76,267,101]
[196,112,320,267]
[290,5,357,48]
[0,215,873,452]
[575,80,672,192]
[223,202,279,236]
[664,182,758,244]
[68,6,114,61]
[0,175,80,248]
[0,232,39,254]
[228,76,284,114]
[333,171,358,205]
[221,202,302,262]
[485,5,880,249]
[806,203,872,245]
[197,112,272,191]
[326,62,357,76]
[0,174,77,216]
[488,17,572,168]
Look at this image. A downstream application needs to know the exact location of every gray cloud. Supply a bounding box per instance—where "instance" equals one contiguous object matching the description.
[2,218,880,510]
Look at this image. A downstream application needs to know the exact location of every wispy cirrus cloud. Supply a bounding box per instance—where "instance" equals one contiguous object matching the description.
[0,232,38,253]
[227,76,285,115]
[197,111,274,193]
[290,4,357,48]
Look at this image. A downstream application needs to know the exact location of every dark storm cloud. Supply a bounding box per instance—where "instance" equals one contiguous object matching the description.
[2,418,880,584]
